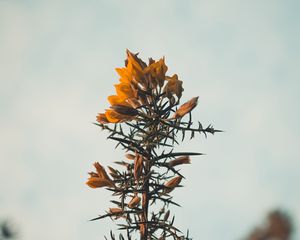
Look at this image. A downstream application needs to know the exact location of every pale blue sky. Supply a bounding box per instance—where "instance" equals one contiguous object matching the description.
[0,1,299,239]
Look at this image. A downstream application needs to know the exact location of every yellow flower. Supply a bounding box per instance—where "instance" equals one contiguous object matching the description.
[110,105,138,116]
[115,50,145,84]
[107,95,131,107]
[115,50,145,86]
[172,97,199,118]
[96,50,185,124]
[105,109,134,123]
[114,83,136,99]
[126,50,145,83]
[164,74,184,99]
[115,67,133,84]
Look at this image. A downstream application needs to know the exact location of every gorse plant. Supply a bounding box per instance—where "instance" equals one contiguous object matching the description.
[86,50,220,240]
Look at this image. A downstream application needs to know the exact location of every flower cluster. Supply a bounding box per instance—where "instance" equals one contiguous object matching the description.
[96,50,189,124]
[86,50,219,240]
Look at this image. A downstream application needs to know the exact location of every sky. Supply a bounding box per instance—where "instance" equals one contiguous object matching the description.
[0,0,299,239]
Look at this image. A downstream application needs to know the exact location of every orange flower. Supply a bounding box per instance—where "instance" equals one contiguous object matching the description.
[115,50,145,85]
[86,177,114,188]
[105,109,134,123]
[173,97,198,118]
[96,50,184,124]
[126,50,145,83]
[164,74,184,99]
[114,83,136,99]
[110,105,138,116]
[96,113,109,124]
[86,162,115,188]
[107,95,131,107]
[115,67,133,84]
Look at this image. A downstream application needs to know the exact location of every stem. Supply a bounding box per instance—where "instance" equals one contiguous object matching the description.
[140,95,156,240]
[141,159,150,240]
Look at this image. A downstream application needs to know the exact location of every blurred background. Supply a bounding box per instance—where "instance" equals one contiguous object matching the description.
[0,0,299,239]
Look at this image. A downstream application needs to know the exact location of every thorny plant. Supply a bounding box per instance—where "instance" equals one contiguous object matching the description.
[86,50,221,240]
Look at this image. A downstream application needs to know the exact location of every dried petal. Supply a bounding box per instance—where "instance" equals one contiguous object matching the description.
[109,208,123,214]
[164,74,184,99]
[86,177,114,188]
[93,162,110,180]
[173,97,198,118]
[107,166,121,179]
[134,154,143,180]
[96,113,109,124]
[164,176,182,194]
[128,195,141,208]
[168,156,191,167]
[126,98,141,108]
[108,166,118,175]
[144,57,168,87]
[88,171,98,177]
[115,161,130,168]
[125,154,135,160]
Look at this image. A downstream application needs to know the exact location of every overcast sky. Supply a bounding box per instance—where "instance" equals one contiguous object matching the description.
[0,1,299,239]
